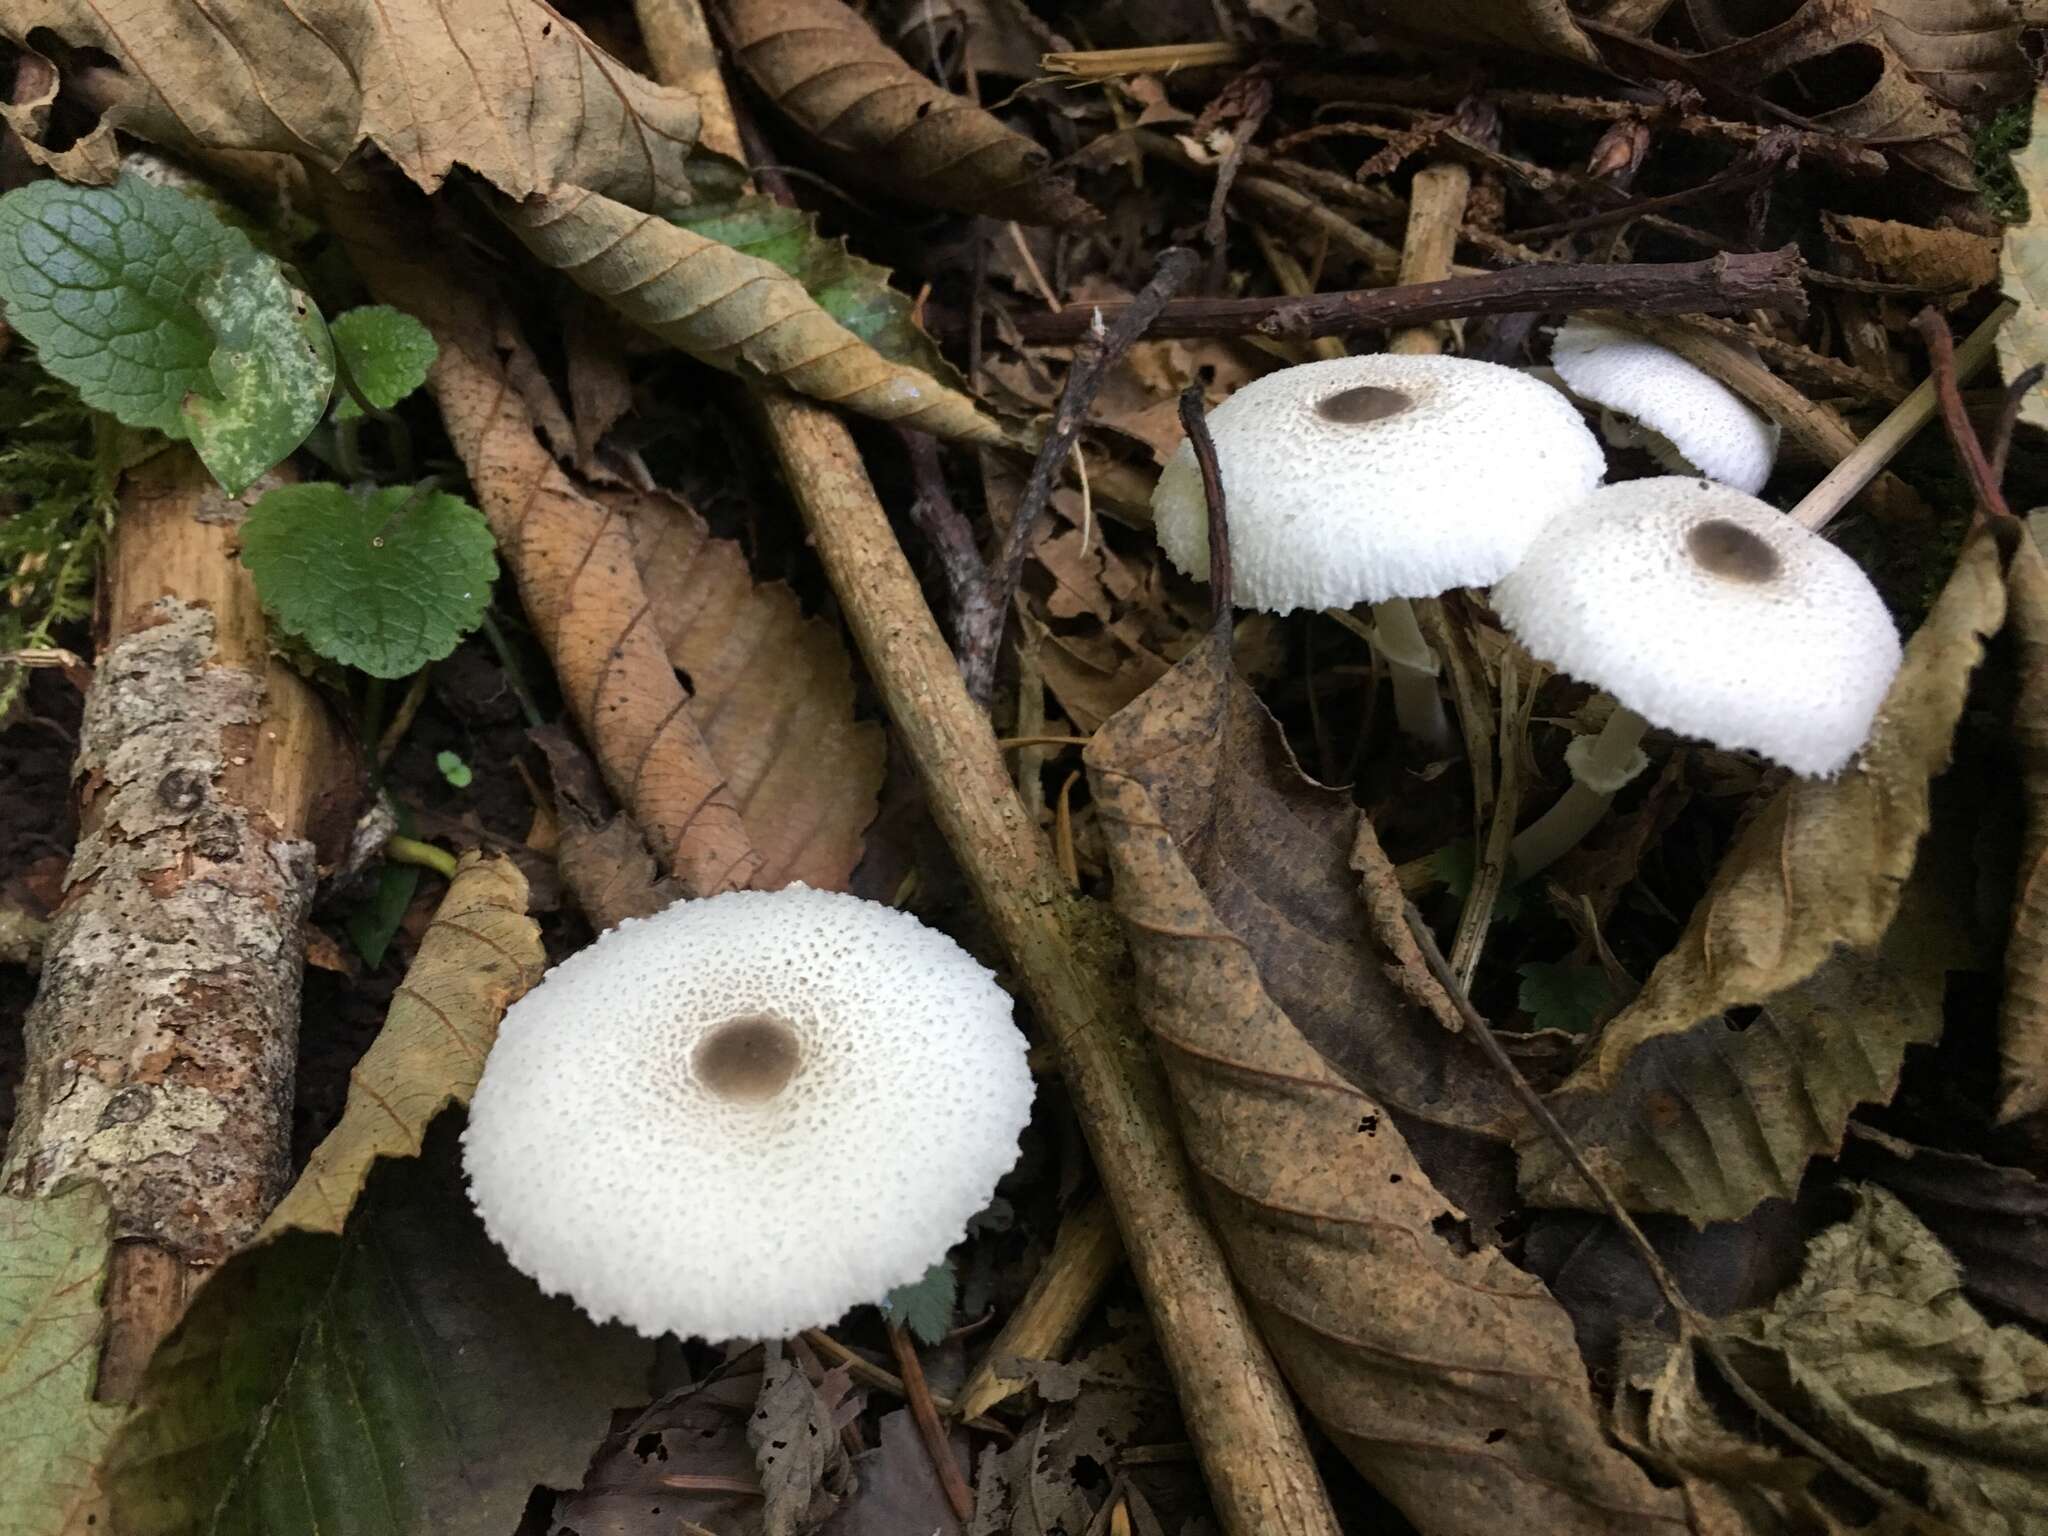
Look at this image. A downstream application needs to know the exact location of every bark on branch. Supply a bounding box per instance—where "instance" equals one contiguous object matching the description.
[1,450,352,1399]
[994,248,1807,344]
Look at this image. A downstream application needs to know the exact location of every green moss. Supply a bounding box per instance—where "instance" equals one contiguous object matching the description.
[1974,102,2033,225]
[0,359,128,717]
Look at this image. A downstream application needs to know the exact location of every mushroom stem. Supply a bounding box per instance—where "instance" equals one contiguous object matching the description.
[1509,705,1651,878]
[1369,597,1452,751]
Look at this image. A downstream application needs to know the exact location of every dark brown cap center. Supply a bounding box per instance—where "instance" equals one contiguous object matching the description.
[1686,518,1781,584]
[1316,385,1414,424]
[693,1014,802,1103]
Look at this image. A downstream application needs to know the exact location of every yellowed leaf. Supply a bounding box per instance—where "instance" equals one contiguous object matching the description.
[623,488,885,891]
[1573,524,2008,1093]
[714,0,1095,225]
[1999,82,2048,434]
[261,855,541,1240]
[491,186,1011,448]
[3,0,700,205]
[2000,531,2048,1121]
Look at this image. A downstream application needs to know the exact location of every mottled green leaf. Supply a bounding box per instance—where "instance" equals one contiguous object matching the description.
[240,481,497,678]
[181,248,334,494]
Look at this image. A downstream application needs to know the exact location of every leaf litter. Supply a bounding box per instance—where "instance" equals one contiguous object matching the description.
[2,0,2047,1532]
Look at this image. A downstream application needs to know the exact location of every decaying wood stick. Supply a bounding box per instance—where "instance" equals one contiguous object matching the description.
[1001,248,1807,343]
[1,449,351,1399]
[1387,162,1471,356]
[955,1191,1124,1421]
[752,391,1339,1536]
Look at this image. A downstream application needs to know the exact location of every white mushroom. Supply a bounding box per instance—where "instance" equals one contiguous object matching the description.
[1550,319,1780,493]
[1492,478,1902,876]
[462,885,1033,1342]
[1152,354,1605,747]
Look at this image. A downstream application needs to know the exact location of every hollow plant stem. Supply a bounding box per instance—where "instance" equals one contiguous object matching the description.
[1370,596,1452,750]
[1509,705,1650,878]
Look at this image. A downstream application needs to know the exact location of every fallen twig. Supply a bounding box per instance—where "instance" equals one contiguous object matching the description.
[1915,307,2019,525]
[995,249,1807,344]
[888,1322,974,1523]
[896,427,994,650]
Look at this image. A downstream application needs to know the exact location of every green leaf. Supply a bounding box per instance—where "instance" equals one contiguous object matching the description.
[104,1113,652,1536]
[435,749,473,789]
[669,156,958,383]
[240,482,497,678]
[0,174,333,489]
[1516,961,1616,1034]
[880,1260,956,1346]
[1429,838,1523,923]
[0,1184,123,1536]
[345,859,419,969]
[330,305,437,422]
[181,247,335,494]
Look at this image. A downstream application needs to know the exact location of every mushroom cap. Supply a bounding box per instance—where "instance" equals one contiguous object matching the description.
[462,886,1032,1342]
[1551,320,1780,494]
[1492,478,1901,775]
[1150,354,1606,611]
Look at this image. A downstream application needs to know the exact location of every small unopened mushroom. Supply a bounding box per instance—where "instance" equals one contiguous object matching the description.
[463,886,1033,1342]
[1493,478,1901,875]
[1551,319,1780,493]
[1152,354,1605,745]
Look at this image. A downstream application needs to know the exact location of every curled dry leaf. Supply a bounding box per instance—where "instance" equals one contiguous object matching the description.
[1822,212,2000,296]
[2000,532,2048,1121]
[1085,633,1682,1535]
[1714,1186,2048,1534]
[1,0,700,204]
[261,854,542,1239]
[492,186,1011,448]
[712,0,1095,226]
[1999,82,2048,434]
[323,176,764,896]
[624,486,885,891]
[1568,524,2008,1093]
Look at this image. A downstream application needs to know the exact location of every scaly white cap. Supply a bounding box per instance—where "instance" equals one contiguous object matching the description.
[1151,354,1606,612]
[1492,478,1901,776]
[1551,320,1779,493]
[463,885,1033,1341]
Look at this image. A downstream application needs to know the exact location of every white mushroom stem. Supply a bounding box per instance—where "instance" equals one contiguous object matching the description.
[1369,596,1452,751]
[1508,705,1651,879]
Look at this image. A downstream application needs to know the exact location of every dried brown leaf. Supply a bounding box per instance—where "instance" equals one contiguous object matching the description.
[1310,0,1599,64]
[751,1349,856,1536]
[324,176,764,896]
[1570,524,2007,1093]
[493,186,1010,448]
[531,725,686,932]
[1085,633,1683,1536]
[623,486,885,891]
[2,0,700,204]
[554,1363,768,1535]
[2000,523,2048,1120]
[1716,1186,2048,1534]
[1999,83,2048,433]
[714,0,1094,225]
[1823,213,2000,295]
[261,854,541,1239]
[1874,0,2033,110]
